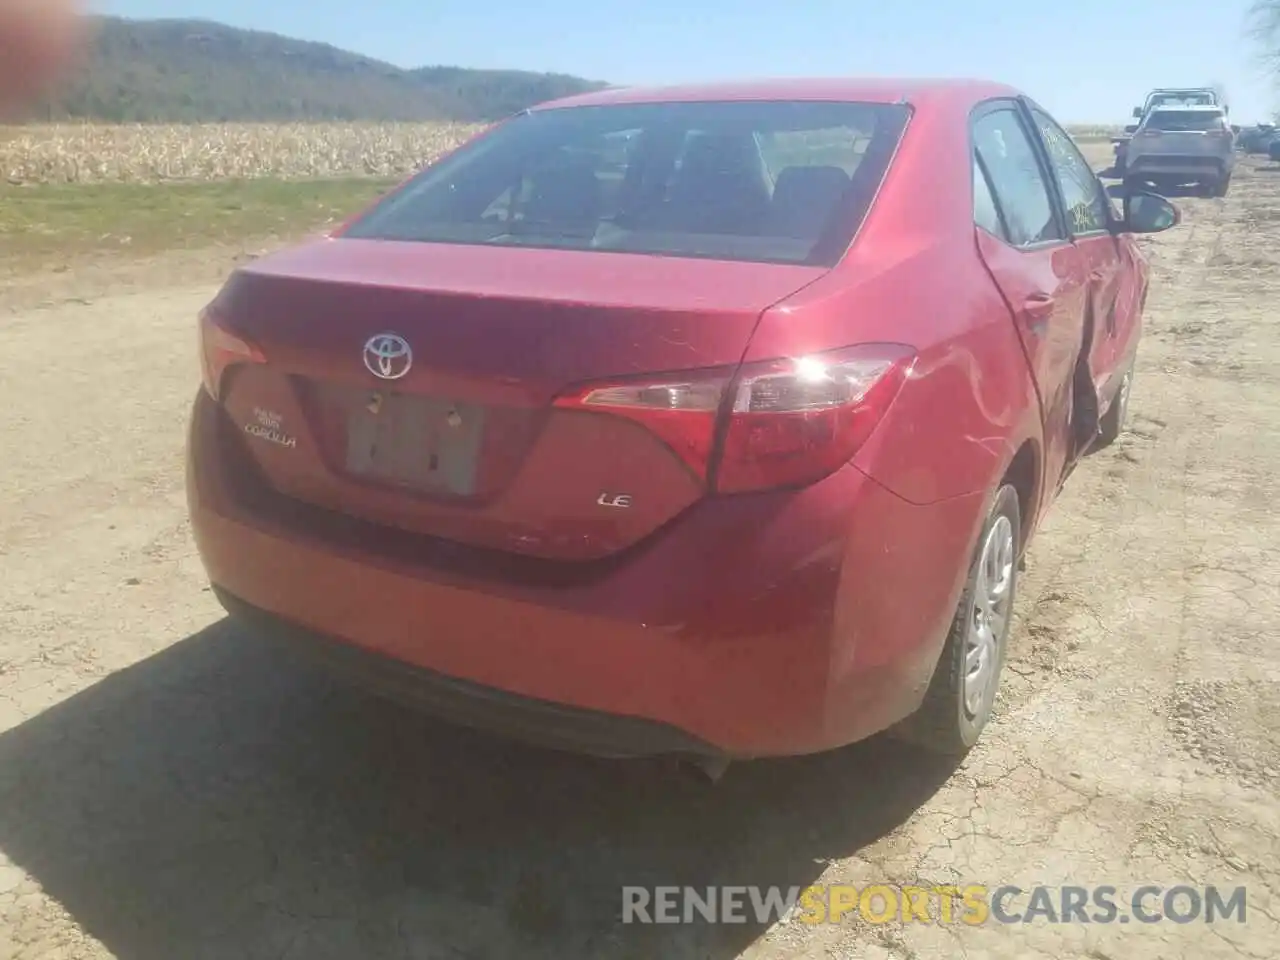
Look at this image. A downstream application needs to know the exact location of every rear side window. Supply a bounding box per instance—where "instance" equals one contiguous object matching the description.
[1150,94,1214,110]
[343,100,911,266]
[972,107,1063,248]
[1145,110,1227,132]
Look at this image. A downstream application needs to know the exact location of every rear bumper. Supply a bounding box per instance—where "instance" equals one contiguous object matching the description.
[187,390,983,759]
[216,586,722,759]
[1126,153,1231,178]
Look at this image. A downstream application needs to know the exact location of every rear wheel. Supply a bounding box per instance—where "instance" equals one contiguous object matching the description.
[1209,175,1231,198]
[894,484,1020,757]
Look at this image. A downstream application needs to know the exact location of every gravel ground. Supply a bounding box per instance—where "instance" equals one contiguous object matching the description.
[1,151,1277,959]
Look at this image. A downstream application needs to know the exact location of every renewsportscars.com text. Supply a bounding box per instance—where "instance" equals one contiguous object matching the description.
[621,884,1248,926]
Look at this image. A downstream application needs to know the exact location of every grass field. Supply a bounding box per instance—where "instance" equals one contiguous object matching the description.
[0,178,399,266]
[0,121,1122,266]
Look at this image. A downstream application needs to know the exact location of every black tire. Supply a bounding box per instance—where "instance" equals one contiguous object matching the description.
[894,484,1021,757]
[1094,363,1133,451]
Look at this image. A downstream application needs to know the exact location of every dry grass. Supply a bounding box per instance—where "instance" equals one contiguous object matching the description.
[0,122,485,185]
[2,120,1121,185]
[1066,124,1125,142]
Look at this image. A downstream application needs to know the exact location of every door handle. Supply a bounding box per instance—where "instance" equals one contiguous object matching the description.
[1022,293,1056,321]
[1019,293,1054,335]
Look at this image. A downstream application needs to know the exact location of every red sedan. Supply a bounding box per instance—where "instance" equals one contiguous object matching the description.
[187,78,1179,775]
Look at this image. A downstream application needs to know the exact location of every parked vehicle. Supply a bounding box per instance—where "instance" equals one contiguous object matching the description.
[1238,124,1276,154]
[1124,104,1235,196]
[1116,89,1224,175]
[187,78,1179,775]
[1116,87,1224,175]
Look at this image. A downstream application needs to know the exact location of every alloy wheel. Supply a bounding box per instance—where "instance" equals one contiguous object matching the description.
[962,515,1015,718]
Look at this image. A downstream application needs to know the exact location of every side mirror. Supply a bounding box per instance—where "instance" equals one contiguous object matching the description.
[1117,190,1181,235]
[1132,106,1143,119]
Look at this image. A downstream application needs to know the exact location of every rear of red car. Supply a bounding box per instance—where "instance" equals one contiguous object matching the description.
[187,94,970,759]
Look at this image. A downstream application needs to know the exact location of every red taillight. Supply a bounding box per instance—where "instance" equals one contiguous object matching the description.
[199,304,265,401]
[716,346,915,492]
[553,344,916,494]
[554,375,730,481]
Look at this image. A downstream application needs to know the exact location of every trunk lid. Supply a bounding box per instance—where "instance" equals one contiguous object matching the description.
[214,238,825,561]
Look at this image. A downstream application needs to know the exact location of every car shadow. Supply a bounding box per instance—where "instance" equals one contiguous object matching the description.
[0,619,958,960]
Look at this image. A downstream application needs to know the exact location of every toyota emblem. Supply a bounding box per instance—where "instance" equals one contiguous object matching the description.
[362,333,413,380]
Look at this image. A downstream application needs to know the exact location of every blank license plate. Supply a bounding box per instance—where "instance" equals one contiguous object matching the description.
[344,391,485,495]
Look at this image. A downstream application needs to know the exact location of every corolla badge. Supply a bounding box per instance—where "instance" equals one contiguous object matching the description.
[362,333,413,380]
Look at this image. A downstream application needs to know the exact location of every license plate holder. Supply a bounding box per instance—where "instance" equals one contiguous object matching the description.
[344,390,485,496]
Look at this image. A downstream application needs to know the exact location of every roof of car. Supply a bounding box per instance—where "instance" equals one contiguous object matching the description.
[531,77,1025,112]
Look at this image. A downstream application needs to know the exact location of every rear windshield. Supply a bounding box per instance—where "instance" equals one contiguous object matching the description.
[1149,94,1215,109]
[1146,110,1227,132]
[342,100,911,266]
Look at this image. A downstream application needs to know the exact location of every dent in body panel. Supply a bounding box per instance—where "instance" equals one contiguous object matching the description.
[1108,237,1147,371]
[973,231,1088,523]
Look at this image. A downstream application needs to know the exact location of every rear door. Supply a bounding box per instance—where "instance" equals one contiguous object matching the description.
[1025,102,1130,405]
[969,100,1088,520]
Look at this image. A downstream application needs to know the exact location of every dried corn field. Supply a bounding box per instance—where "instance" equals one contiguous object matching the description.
[1,122,486,185]
[2,121,1122,186]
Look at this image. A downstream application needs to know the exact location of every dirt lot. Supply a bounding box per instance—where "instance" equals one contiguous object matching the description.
[1,151,1277,960]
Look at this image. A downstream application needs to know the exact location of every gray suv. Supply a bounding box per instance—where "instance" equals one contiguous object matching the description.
[1124,104,1235,197]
